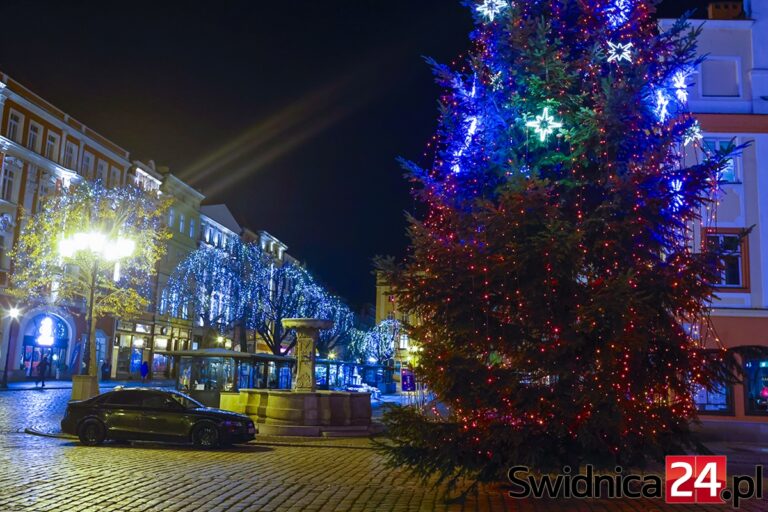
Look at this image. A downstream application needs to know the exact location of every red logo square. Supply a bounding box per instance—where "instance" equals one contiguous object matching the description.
[665,455,727,504]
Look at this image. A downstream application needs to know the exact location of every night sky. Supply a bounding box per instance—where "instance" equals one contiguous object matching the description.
[0,0,710,307]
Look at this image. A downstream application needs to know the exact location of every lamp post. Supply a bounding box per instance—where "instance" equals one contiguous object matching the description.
[0,307,21,389]
[59,231,135,399]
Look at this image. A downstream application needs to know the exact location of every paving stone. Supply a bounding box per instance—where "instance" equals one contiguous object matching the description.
[1,389,767,511]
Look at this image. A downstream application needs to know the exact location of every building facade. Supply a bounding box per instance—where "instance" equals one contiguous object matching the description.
[374,272,419,392]
[0,72,294,383]
[660,2,768,426]
[0,72,132,382]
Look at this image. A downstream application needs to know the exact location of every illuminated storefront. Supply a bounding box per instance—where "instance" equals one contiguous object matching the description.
[114,320,191,378]
[20,314,69,378]
[744,359,768,416]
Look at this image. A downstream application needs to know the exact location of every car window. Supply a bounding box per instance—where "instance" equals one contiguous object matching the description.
[142,394,177,410]
[103,391,144,406]
[170,392,204,409]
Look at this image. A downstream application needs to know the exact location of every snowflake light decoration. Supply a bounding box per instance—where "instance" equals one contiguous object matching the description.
[672,70,690,103]
[525,107,564,142]
[476,0,508,22]
[452,116,480,173]
[684,121,703,147]
[654,90,671,123]
[607,41,633,63]
[606,0,633,28]
[670,179,684,211]
[490,71,503,91]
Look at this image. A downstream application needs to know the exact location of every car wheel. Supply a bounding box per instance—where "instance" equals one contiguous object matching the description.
[192,422,220,449]
[78,419,106,446]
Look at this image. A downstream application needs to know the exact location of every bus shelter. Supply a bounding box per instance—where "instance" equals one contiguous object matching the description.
[159,348,295,407]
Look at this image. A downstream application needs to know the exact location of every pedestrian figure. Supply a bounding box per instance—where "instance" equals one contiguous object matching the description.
[101,360,111,381]
[140,361,149,383]
[36,355,50,388]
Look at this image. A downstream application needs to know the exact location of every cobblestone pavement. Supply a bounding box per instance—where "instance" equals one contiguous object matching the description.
[0,389,766,511]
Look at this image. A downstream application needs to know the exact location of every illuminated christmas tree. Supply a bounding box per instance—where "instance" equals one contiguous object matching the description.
[383,0,739,481]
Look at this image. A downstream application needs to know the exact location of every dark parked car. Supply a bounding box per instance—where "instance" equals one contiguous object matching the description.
[61,388,255,448]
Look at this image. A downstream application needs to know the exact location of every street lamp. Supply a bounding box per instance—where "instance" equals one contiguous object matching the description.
[0,306,21,389]
[59,231,135,383]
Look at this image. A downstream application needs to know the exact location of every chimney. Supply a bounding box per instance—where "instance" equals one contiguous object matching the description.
[708,1,745,19]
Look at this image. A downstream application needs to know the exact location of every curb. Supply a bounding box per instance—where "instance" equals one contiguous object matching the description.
[0,386,78,392]
[23,427,385,449]
[249,440,378,450]
[0,382,174,392]
[24,427,76,440]
[23,428,379,450]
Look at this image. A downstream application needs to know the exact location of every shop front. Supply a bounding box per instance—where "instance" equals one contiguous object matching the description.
[20,314,71,380]
[150,324,191,380]
[114,320,191,379]
[744,358,768,416]
[115,320,152,378]
[314,359,391,391]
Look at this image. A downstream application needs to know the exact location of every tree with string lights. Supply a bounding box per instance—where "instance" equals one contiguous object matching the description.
[381,0,742,483]
[316,296,355,359]
[165,240,267,349]
[11,181,170,375]
[251,261,328,356]
[364,319,400,365]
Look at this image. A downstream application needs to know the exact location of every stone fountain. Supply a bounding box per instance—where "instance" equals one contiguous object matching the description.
[219,318,374,437]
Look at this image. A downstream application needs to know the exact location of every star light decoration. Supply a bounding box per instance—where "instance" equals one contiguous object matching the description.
[476,0,508,22]
[525,107,563,142]
[607,41,633,63]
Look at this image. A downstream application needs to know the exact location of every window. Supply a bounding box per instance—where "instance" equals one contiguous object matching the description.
[38,178,51,207]
[103,391,144,406]
[693,382,731,414]
[45,133,60,161]
[706,231,748,289]
[1,166,15,202]
[81,152,94,178]
[701,58,740,97]
[159,290,168,315]
[7,112,22,143]
[744,359,768,415]
[703,138,738,183]
[111,167,121,187]
[63,141,77,169]
[27,123,41,152]
[96,160,107,183]
[168,208,175,228]
[189,218,196,239]
[179,213,185,233]
[142,393,177,409]
[399,333,409,350]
